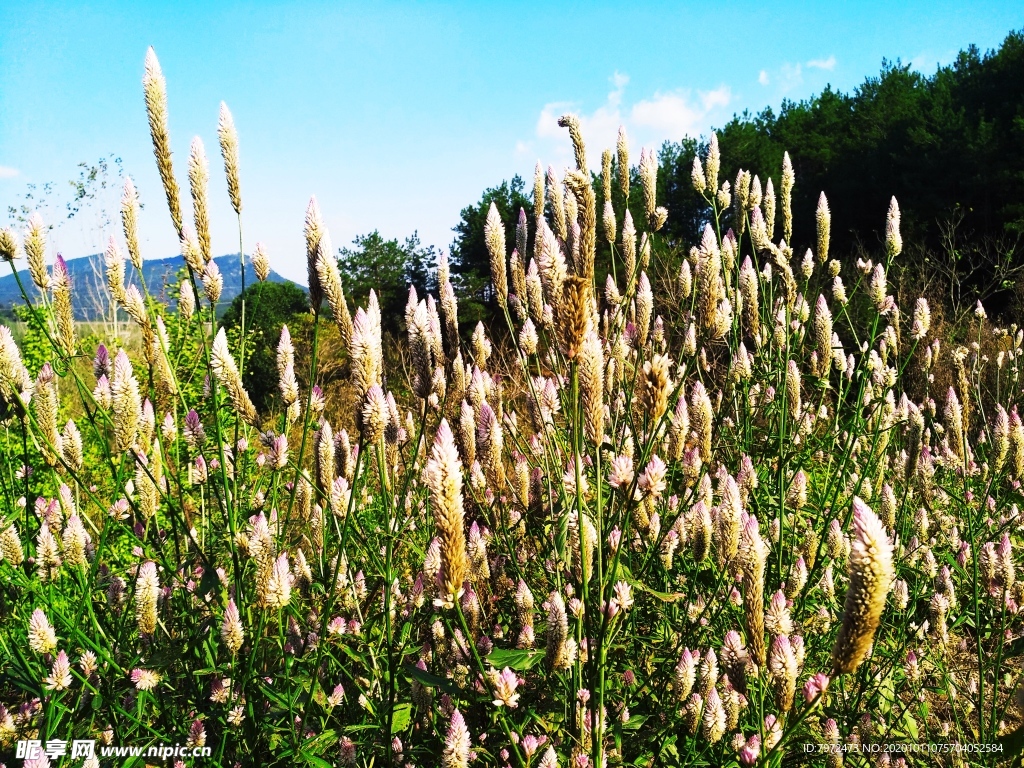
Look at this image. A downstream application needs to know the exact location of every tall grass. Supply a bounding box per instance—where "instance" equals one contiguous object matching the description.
[1,48,1023,768]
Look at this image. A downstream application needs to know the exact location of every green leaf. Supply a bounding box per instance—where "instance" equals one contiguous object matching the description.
[878,671,894,716]
[903,710,919,741]
[298,753,335,768]
[486,647,544,671]
[391,703,412,734]
[340,723,381,732]
[660,736,679,761]
[636,583,687,603]
[311,684,328,709]
[622,714,648,731]
[405,664,466,697]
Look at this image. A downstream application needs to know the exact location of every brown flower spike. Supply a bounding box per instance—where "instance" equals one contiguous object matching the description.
[424,419,469,609]
[832,498,894,674]
[558,276,591,361]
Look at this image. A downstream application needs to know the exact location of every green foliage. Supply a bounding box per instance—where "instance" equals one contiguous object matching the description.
[660,29,1024,258]
[221,280,309,412]
[657,138,710,247]
[12,304,49,378]
[336,230,437,334]
[449,175,533,325]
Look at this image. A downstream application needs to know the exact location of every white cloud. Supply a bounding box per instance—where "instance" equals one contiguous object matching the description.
[807,55,836,71]
[0,166,19,179]
[530,73,731,167]
[758,56,835,96]
[609,71,629,97]
[908,49,958,73]
[536,72,632,154]
[779,62,804,92]
[631,86,731,139]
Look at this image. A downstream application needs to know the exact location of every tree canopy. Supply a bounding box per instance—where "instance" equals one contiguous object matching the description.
[337,230,437,335]
[449,175,533,325]
[221,280,308,412]
[659,30,1024,256]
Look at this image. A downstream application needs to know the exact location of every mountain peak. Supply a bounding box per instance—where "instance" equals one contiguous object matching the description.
[0,252,300,320]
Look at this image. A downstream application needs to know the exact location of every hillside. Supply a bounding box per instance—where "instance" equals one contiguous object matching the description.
[0,252,298,320]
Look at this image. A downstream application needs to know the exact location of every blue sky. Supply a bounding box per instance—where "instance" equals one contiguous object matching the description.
[1,1,1021,283]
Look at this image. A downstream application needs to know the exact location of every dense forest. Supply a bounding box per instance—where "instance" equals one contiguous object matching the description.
[664,31,1024,250]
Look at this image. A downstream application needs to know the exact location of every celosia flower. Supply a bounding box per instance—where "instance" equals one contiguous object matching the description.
[333,736,357,766]
[684,693,703,735]
[884,196,902,257]
[217,102,242,214]
[110,350,140,452]
[25,212,52,291]
[424,420,469,609]
[252,242,270,282]
[816,192,830,264]
[740,515,768,666]
[521,735,542,759]
[908,297,930,342]
[702,687,726,743]
[270,433,289,469]
[210,328,259,427]
[832,499,894,674]
[265,552,292,609]
[869,263,887,311]
[803,672,830,702]
[0,703,15,745]
[607,526,623,554]
[29,608,58,655]
[130,668,161,691]
[135,561,160,636]
[764,714,782,749]
[0,523,23,566]
[485,202,508,310]
[186,719,206,748]
[739,734,761,766]
[545,591,577,671]
[638,455,667,498]
[43,650,73,691]
[210,677,231,703]
[442,709,471,768]
[765,590,794,636]
[670,648,696,704]
[79,650,98,678]
[613,581,634,613]
[221,598,244,654]
[327,684,345,708]
[519,318,538,355]
[0,226,20,261]
[562,465,589,498]
[490,667,520,708]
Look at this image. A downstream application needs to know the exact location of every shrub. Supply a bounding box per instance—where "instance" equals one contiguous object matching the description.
[221,280,309,413]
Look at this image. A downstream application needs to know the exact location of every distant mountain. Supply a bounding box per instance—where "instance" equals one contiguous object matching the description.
[0,252,299,320]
